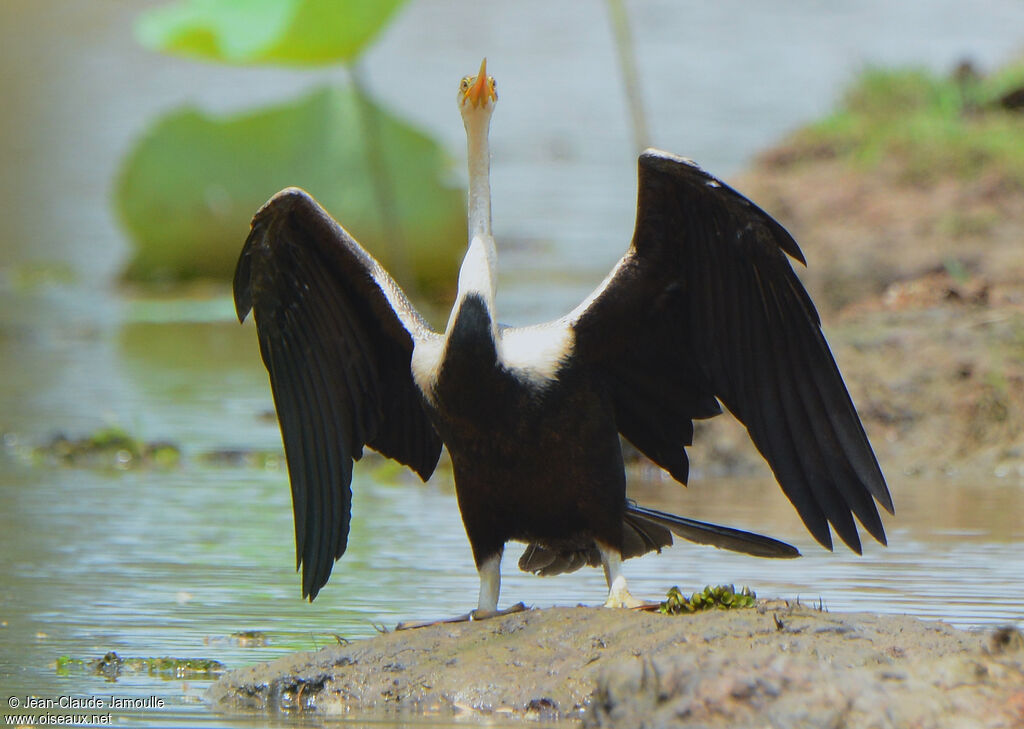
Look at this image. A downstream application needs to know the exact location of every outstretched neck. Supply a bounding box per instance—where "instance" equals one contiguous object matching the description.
[465,113,493,241]
[451,109,498,323]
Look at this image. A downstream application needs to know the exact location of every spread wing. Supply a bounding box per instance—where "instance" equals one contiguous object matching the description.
[567,150,893,552]
[234,187,443,600]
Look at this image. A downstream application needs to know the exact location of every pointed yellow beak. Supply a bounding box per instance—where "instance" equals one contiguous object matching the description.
[466,58,496,108]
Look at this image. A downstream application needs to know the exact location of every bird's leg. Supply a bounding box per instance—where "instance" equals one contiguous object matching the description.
[464,550,526,621]
[395,550,525,630]
[598,543,644,608]
[472,550,503,618]
[393,549,523,629]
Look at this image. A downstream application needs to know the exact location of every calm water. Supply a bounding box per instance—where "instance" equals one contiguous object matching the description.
[2,1,1023,727]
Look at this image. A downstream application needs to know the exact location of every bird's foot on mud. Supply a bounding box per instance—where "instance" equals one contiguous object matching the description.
[603,581,646,608]
[395,602,527,630]
[470,602,527,621]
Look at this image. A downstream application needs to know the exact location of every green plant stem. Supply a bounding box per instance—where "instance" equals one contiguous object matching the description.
[349,63,415,296]
[606,0,650,154]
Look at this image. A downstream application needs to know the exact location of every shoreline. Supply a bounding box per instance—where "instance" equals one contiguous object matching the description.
[208,602,1024,726]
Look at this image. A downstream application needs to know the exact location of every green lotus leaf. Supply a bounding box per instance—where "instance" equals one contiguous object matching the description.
[116,85,464,301]
[136,0,407,66]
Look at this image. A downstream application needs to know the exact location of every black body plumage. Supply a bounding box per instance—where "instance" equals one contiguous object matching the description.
[234,152,891,603]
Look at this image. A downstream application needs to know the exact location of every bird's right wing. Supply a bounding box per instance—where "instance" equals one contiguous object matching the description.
[234,188,443,600]
[565,151,892,554]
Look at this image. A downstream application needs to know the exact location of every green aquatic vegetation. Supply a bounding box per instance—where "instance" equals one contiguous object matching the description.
[230,630,269,647]
[783,61,1024,187]
[55,651,225,679]
[659,584,756,615]
[33,427,182,470]
[201,630,271,647]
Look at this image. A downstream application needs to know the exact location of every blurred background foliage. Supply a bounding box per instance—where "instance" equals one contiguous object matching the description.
[118,0,464,303]
[136,0,405,65]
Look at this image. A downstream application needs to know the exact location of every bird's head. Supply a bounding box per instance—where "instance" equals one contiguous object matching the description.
[458,58,497,124]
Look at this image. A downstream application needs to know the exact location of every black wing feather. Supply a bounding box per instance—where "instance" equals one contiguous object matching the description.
[234,188,443,600]
[571,151,892,551]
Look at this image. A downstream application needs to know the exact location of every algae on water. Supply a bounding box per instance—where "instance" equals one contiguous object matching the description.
[56,651,225,679]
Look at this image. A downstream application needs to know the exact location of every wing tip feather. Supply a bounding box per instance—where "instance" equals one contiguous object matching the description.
[234,187,318,323]
[254,186,316,219]
[637,148,808,266]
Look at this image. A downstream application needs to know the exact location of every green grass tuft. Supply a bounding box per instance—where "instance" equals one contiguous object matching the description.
[659,584,756,615]
[785,61,1024,187]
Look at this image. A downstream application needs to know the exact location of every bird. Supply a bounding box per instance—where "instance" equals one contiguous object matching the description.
[233,59,893,615]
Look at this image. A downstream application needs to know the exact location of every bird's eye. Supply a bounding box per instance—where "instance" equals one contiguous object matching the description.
[460,78,470,91]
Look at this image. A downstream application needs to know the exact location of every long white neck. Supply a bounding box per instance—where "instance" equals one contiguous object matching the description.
[450,107,498,326]
[465,112,493,242]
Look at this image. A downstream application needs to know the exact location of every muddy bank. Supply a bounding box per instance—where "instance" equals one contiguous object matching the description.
[208,603,1024,726]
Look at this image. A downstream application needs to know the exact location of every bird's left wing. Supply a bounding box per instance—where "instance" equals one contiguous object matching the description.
[234,188,443,600]
[564,151,892,554]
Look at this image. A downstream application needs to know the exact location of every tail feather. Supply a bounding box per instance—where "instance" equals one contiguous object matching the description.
[622,514,673,558]
[518,502,799,577]
[626,502,800,559]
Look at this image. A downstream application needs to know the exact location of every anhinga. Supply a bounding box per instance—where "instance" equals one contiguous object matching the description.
[234,60,892,614]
